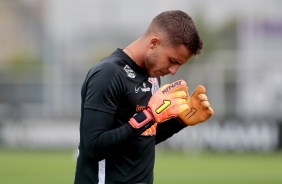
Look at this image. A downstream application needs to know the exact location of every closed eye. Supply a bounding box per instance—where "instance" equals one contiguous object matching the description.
[170,58,181,65]
[170,58,176,64]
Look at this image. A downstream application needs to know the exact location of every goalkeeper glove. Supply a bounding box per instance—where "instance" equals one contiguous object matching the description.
[128,80,189,134]
[178,85,214,126]
[147,80,189,123]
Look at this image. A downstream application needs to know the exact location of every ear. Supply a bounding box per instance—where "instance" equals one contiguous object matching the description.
[149,37,160,49]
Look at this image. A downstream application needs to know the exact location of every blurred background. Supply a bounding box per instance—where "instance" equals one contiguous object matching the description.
[0,0,282,183]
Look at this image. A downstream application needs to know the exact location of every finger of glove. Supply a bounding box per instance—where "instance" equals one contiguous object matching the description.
[198,94,208,101]
[166,103,190,116]
[169,86,189,96]
[201,101,210,109]
[168,91,188,99]
[202,106,214,120]
[181,86,189,96]
[209,107,214,115]
[159,80,187,95]
[169,98,188,107]
[201,102,214,117]
[151,86,188,102]
[191,85,206,98]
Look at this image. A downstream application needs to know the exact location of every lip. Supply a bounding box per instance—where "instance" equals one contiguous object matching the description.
[159,71,165,76]
[161,70,170,76]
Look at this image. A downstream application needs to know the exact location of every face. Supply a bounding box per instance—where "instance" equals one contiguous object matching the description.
[144,39,192,77]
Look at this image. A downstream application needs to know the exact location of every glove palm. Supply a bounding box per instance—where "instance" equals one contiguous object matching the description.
[179,85,214,126]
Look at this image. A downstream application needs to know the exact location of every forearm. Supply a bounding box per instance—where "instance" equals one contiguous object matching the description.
[82,108,137,159]
[155,118,187,145]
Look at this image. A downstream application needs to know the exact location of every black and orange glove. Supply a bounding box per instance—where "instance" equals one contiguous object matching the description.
[178,85,214,126]
[147,80,189,123]
[128,80,189,134]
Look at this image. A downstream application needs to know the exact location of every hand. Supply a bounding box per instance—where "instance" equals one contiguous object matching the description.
[148,80,189,123]
[179,85,214,126]
[128,79,189,134]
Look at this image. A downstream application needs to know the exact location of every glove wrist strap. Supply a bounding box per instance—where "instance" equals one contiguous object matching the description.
[128,110,154,134]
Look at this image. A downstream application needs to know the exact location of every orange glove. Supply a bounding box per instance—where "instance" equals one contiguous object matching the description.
[179,85,214,126]
[148,80,189,123]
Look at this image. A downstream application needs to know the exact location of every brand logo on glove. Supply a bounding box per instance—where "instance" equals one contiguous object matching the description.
[162,80,182,94]
[155,100,171,114]
[183,107,197,119]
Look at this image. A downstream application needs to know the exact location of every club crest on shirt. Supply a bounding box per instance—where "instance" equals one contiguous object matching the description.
[123,65,136,78]
[148,77,159,94]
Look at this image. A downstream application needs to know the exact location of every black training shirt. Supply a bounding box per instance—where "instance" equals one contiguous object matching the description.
[74,49,186,184]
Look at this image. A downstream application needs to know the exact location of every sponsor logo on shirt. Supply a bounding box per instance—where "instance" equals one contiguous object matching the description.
[123,65,136,78]
[136,105,147,112]
[135,86,141,93]
[135,82,150,93]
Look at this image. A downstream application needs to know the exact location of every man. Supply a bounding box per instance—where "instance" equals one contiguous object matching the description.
[74,10,213,184]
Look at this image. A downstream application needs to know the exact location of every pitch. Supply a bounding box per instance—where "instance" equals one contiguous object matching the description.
[0,149,282,184]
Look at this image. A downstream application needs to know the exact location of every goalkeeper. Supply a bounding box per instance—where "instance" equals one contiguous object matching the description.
[74,10,213,184]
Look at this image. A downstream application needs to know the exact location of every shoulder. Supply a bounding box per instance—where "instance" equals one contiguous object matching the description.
[87,57,123,81]
[88,50,130,78]
[84,57,130,95]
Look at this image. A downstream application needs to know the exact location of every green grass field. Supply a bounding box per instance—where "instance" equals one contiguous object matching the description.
[0,149,282,184]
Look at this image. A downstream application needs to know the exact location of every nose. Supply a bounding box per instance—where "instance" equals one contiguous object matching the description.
[168,64,180,75]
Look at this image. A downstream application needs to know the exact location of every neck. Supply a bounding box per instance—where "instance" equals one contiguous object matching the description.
[124,38,146,68]
[125,47,135,62]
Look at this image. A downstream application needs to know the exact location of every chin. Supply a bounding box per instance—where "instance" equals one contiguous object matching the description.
[150,72,161,77]
[149,74,157,77]
[148,70,162,77]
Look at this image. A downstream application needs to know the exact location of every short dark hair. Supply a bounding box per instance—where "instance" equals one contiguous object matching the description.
[145,10,203,56]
